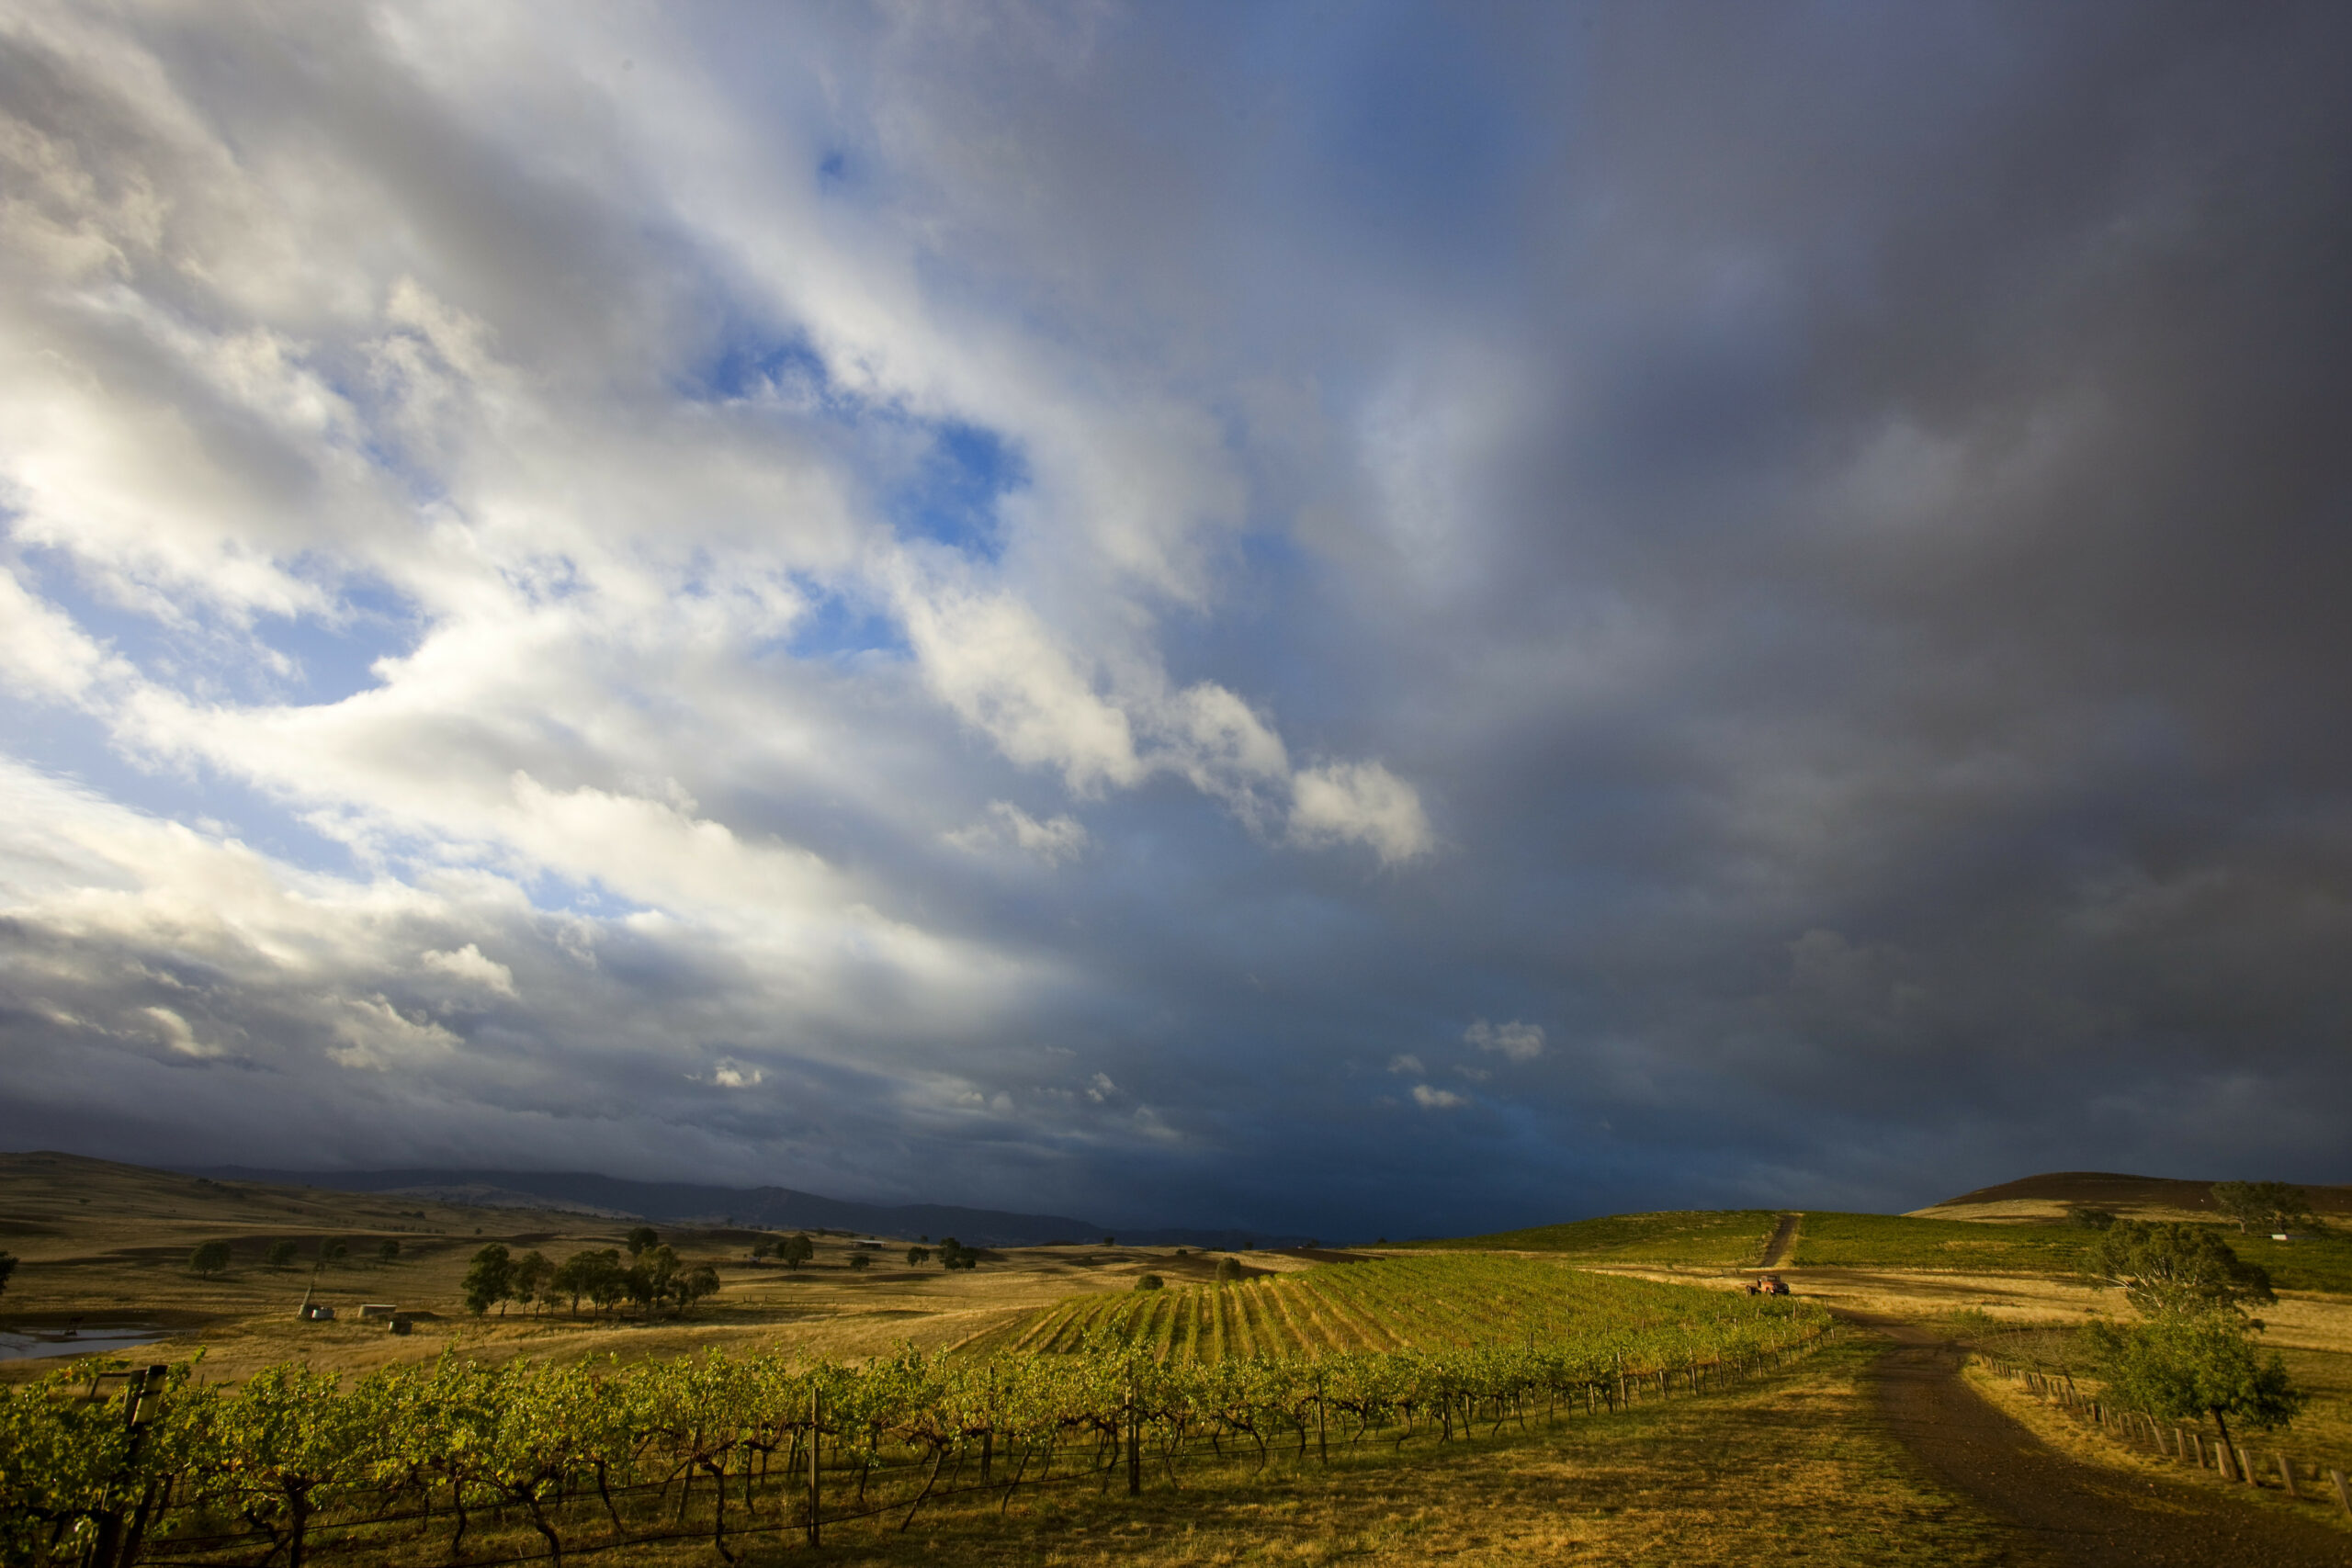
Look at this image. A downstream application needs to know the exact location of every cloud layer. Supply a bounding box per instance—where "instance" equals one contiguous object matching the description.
[4,3,2349,1235]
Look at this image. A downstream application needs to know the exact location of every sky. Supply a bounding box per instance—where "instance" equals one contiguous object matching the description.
[3,2,2349,1241]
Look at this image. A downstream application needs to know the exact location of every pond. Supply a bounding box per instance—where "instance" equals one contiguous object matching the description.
[0,1325,173,1363]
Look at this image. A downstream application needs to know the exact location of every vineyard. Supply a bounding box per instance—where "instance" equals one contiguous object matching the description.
[3,1258,1831,1568]
[995,1254,1774,1359]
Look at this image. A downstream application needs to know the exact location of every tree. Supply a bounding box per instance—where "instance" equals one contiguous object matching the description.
[678,1263,721,1312]
[2066,1206,2118,1230]
[189,1240,233,1277]
[624,1245,681,1314]
[751,1238,776,1261]
[905,1246,931,1265]
[848,1250,871,1270]
[377,1239,401,1263]
[2084,1220,2303,1454]
[1216,1257,1244,1284]
[317,1239,347,1269]
[625,1225,661,1257]
[1134,1273,1164,1292]
[937,1236,977,1270]
[462,1243,514,1315]
[550,1248,626,1316]
[2210,1181,2318,1235]
[512,1250,551,1314]
[0,1249,16,1296]
[780,1233,814,1270]
[266,1240,300,1268]
[2089,1312,2302,1452]
[2084,1222,2273,1318]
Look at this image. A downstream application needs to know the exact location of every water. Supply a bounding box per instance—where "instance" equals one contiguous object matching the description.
[0,1325,172,1363]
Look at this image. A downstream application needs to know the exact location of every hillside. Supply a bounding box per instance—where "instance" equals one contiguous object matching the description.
[1910,1170,2352,1224]
[190,1163,1306,1250]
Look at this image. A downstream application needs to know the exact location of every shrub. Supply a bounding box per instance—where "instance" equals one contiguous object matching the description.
[1134,1273,1164,1292]
[377,1239,401,1262]
[1216,1256,1244,1283]
[849,1251,871,1270]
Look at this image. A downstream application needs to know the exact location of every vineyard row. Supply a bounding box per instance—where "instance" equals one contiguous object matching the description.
[6,1274,1827,1568]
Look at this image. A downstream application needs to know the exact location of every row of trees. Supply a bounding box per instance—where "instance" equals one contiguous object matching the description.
[461,1236,719,1319]
[187,1238,399,1277]
[749,1234,976,1270]
[2208,1179,2324,1235]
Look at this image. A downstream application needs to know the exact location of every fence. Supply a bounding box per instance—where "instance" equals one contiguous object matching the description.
[1973,1352,2352,1517]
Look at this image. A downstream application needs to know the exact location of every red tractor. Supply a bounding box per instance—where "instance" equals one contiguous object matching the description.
[1745,1273,1791,1296]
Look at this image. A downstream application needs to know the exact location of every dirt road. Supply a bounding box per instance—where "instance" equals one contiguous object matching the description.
[1867,1318,2352,1565]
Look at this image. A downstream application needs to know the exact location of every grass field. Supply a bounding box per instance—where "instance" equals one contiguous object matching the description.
[1399,1209,1781,1265]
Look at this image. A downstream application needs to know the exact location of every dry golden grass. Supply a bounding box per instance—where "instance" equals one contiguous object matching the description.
[1962,1359,2352,1536]
[0,1152,1309,1382]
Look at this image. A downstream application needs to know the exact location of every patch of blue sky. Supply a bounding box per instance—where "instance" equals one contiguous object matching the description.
[508,865,651,921]
[685,329,832,408]
[16,547,418,708]
[261,575,421,705]
[775,578,909,664]
[0,694,368,884]
[884,420,1026,561]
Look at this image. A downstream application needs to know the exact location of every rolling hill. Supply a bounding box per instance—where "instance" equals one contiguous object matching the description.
[1909,1170,2352,1224]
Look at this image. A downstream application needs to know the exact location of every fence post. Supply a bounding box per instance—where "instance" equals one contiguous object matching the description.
[1316,1371,1328,1465]
[807,1383,820,1550]
[2275,1453,2297,1499]
[1126,1363,1141,1497]
[2329,1468,2350,1515]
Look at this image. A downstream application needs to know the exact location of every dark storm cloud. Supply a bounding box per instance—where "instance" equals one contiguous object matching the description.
[2,2,2346,1237]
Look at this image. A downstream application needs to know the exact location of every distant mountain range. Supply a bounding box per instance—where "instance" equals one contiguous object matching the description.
[189,1166,1312,1250]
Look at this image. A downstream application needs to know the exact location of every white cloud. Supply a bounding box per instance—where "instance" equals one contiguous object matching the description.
[1386,1053,1423,1076]
[1289,761,1433,864]
[0,568,134,705]
[945,801,1091,864]
[1465,1018,1545,1063]
[329,996,462,1072]
[1411,1083,1465,1110]
[419,943,518,998]
[710,1059,764,1089]
[141,1006,223,1059]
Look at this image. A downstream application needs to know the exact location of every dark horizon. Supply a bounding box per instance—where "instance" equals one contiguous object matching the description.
[4,4,2349,1240]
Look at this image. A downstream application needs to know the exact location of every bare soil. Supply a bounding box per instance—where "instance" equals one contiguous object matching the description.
[1866,1316,2352,1566]
[1758,1211,1800,1269]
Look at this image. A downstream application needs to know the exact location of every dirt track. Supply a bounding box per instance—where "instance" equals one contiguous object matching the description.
[1867,1318,2352,1565]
